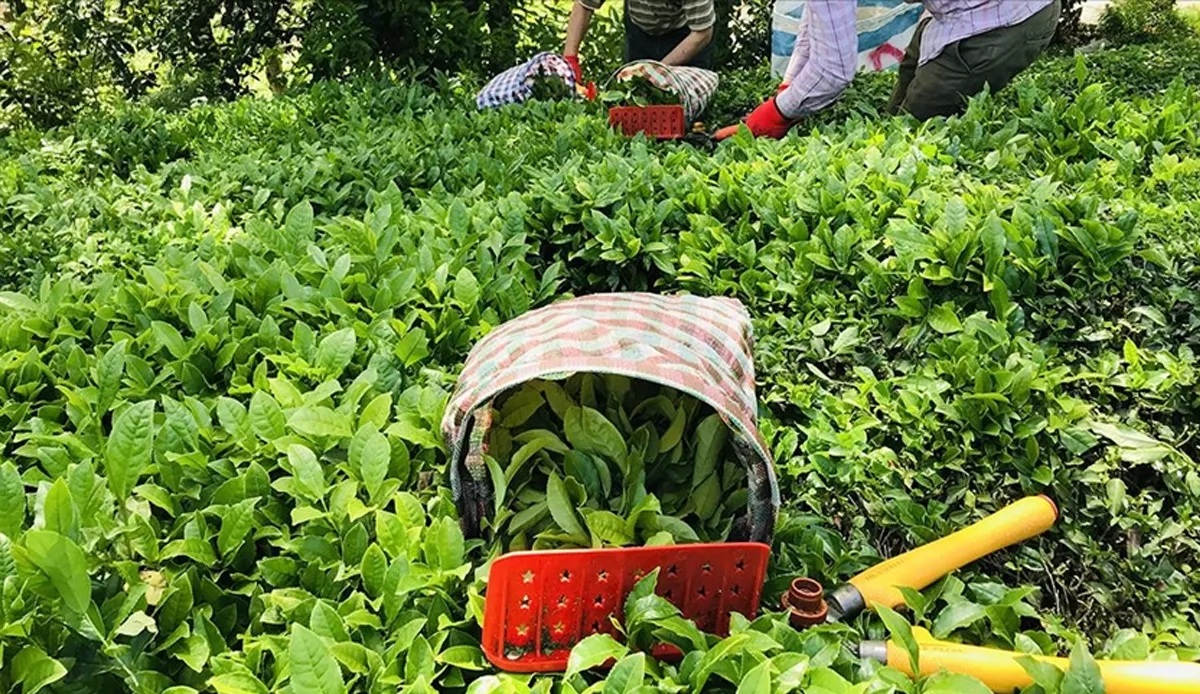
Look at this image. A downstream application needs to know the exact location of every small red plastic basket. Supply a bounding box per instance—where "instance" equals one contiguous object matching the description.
[608,104,686,139]
[481,543,770,672]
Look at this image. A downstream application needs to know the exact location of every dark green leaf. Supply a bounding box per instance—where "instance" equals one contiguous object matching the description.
[105,400,156,500]
[931,602,988,638]
[876,605,919,676]
[217,498,259,558]
[547,470,587,540]
[565,406,628,463]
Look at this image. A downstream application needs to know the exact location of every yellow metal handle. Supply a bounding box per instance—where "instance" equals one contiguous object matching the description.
[850,496,1058,610]
[886,628,1200,694]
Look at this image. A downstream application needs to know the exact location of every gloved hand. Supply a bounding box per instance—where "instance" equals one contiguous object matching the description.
[746,97,795,138]
[777,82,790,94]
[716,97,795,140]
[564,55,583,83]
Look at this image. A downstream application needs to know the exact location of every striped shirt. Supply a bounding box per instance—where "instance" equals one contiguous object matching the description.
[579,0,716,34]
[777,0,1055,119]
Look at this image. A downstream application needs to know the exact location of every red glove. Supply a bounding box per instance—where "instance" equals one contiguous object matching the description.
[777,82,790,94]
[564,55,583,83]
[744,97,795,139]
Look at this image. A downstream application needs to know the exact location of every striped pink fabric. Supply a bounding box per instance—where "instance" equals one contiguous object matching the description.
[443,293,779,543]
[444,293,766,460]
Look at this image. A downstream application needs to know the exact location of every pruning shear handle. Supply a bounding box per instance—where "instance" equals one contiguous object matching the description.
[827,496,1059,622]
[863,626,1200,694]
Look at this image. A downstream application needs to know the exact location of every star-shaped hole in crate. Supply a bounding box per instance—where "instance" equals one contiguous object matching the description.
[522,570,535,584]
[520,594,531,610]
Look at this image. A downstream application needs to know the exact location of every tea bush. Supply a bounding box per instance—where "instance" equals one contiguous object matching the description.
[0,40,1198,693]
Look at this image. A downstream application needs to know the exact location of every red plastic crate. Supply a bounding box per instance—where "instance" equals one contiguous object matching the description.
[481,542,770,672]
[608,104,686,139]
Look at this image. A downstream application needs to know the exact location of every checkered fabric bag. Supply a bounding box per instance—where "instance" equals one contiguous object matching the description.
[607,60,719,122]
[477,52,578,110]
[442,292,780,545]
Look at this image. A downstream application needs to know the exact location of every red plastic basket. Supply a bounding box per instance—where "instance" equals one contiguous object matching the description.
[608,104,686,139]
[481,542,771,672]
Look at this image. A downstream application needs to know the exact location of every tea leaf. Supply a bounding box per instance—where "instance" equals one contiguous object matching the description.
[104,400,155,500]
[23,530,90,614]
[217,497,259,558]
[565,406,628,463]
[565,634,628,678]
[0,462,26,539]
[289,624,345,694]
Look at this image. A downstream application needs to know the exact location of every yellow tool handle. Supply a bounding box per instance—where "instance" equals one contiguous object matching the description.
[849,496,1058,611]
[884,628,1200,694]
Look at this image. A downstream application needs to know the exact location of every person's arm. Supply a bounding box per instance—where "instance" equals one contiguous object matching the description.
[783,14,814,86]
[716,0,856,140]
[661,27,714,66]
[564,0,597,58]
[662,0,715,66]
[774,0,858,119]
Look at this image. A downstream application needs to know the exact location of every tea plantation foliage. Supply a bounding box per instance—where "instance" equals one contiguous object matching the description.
[0,38,1198,693]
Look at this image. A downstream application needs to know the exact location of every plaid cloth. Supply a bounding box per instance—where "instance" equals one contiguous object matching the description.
[443,293,779,545]
[477,52,578,110]
[608,60,719,122]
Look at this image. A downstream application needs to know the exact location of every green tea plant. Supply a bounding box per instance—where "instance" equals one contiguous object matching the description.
[0,39,1198,693]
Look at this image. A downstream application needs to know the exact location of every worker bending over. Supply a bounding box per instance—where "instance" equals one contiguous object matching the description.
[562,0,716,82]
[722,0,1062,138]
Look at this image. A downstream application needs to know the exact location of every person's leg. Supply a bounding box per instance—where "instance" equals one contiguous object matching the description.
[887,17,931,114]
[898,0,1061,120]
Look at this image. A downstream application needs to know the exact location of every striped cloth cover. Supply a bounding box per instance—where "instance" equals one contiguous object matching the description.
[443,293,779,545]
[609,60,719,122]
[477,52,578,110]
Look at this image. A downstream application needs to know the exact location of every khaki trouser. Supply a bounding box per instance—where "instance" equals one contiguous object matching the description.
[888,0,1062,120]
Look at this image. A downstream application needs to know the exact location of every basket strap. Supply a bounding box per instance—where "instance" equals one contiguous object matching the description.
[455,405,496,539]
[729,431,778,544]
